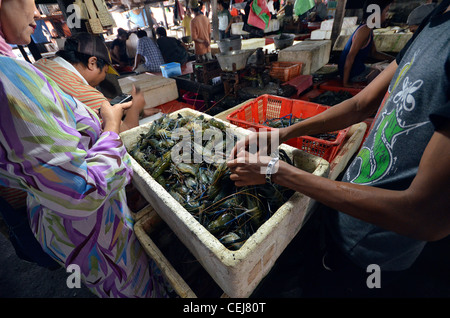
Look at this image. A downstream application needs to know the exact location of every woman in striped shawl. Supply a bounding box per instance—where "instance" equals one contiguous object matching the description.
[0,0,169,298]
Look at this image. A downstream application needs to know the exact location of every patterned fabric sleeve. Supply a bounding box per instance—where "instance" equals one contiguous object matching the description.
[0,56,170,298]
[0,56,132,219]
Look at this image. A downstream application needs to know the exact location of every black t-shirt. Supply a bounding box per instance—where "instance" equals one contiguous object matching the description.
[396,0,450,129]
[111,39,128,63]
[156,36,188,65]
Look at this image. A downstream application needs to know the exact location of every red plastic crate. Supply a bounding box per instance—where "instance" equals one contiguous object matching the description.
[156,100,194,113]
[226,94,350,162]
[318,79,365,96]
[269,62,303,82]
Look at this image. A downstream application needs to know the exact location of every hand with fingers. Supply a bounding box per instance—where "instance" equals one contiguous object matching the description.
[99,100,132,134]
[227,149,283,187]
[121,85,146,132]
[228,128,283,160]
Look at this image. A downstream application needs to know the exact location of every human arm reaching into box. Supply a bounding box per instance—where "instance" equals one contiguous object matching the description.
[228,1,450,274]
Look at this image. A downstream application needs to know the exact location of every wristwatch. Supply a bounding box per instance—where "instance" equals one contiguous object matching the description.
[265,157,279,184]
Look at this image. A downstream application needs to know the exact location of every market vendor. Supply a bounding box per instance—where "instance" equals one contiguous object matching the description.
[110,28,133,73]
[228,0,450,297]
[133,30,165,73]
[218,0,233,40]
[190,6,212,61]
[308,0,328,22]
[155,26,190,65]
[338,0,395,87]
[0,0,172,298]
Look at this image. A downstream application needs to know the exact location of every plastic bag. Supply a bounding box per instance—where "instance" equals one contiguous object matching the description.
[294,0,315,16]
[248,0,271,30]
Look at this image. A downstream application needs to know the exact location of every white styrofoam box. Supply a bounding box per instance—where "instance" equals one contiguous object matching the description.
[333,31,413,52]
[278,40,332,75]
[231,22,250,35]
[342,25,358,35]
[272,19,280,32]
[320,16,358,31]
[311,25,358,40]
[310,29,328,40]
[120,108,329,298]
[118,73,178,109]
[138,111,164,126]
[241,37,266,50]
[264,19,280,33]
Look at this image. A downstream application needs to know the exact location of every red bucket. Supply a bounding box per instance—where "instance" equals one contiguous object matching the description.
[182,92,213,111]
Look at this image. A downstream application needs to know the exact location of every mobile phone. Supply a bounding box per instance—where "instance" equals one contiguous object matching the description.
[110,93,132,105]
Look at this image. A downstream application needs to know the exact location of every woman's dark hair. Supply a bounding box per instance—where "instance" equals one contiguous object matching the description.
[56,38,106,70]
[117,28,128,37]
[137,30,148,38]
[156,27,167,37]
[362,0,393,21]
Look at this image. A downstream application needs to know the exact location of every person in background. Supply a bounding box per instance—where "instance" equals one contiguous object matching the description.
[279,0,294,25]
[273,0,280,15]
[228,0,450,297]
[33,33,153,133]
[155,26,189,65]
[133,30,165,73]
[111,28,132,73]
[218,0,232,40]
[267,0,278,18]
[191,6,212,61]
[203,0,211,18]
[407,1,437,33]
[148,9,159,31]
[0,0,171,298]
[338,0,395,87]
[182,7,193,37]
[309,0,328,22]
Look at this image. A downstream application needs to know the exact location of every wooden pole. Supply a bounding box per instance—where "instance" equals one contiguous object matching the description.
[144,4,154,31]
[159,2,169,28]
[211,0,219,43]
[330,0,347,48]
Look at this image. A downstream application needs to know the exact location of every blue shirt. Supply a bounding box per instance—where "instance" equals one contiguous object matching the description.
[338,24,374,79]
[136,37,165,72]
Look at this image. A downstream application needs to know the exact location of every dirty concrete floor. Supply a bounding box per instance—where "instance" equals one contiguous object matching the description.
[0,233,96,298]
[1,215,450,299]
